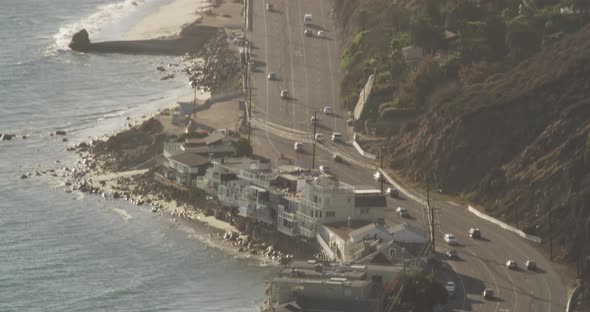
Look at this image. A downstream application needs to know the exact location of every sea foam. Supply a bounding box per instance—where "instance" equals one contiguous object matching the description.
[50,0,150,52]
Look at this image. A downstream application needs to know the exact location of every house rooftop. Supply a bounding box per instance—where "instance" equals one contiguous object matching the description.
[324,220,374,240]
[349,223,390,240]
[170,152,210,167]
[205,132,226,145]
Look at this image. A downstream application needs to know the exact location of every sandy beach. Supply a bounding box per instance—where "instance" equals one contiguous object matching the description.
[125,0,212,40]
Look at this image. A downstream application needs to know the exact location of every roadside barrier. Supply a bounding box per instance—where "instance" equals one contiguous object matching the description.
[468,205,542,243]
[352,140,376,160]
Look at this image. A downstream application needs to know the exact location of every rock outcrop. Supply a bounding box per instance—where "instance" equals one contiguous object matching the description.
[69,29,91,51]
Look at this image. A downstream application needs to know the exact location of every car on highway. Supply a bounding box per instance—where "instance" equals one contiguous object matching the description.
[469,227,481,239]
[304,13,312,24]
[294,142,303,152]
[373,171,382,181]
[396,207,408,218]
[447,249,458,260]
[314,133,323,141]
[317,30,325,38]
[331,132,342,142]
[304,29,313,37]
[323,106,333,114]
[267,72,276,80]
[385,187,398,197]
[483,288,494,299]
[444,233,458,245]
[506,260,518,269]
[445,281,456,297]
[310,116,319,125]
[526,260,537,270]
[332,153,342,162]
[280,90,289,99]
[319,165,330,174]
[266,3,273,11]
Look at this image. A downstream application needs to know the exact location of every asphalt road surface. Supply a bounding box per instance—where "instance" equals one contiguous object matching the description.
[245,0,568,310]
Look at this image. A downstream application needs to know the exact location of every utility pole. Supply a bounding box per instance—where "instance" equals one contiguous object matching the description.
[427,179,435,256]
[548,204,553,261]
[247,61,252,143]
[312,111,317,169]
[380,146,384,194]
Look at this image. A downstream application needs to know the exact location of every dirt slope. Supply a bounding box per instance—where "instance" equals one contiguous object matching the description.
[383,25,590,262]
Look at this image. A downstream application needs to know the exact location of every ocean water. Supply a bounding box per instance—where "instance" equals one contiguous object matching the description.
[0,1,272,311]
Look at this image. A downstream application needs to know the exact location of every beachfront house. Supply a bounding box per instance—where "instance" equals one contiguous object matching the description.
[163,151,210,187]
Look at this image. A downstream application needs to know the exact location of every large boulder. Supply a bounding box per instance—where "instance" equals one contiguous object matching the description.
[69,29,91,51]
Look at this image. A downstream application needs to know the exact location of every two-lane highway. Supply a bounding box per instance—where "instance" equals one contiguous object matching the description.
[245,0,568,311]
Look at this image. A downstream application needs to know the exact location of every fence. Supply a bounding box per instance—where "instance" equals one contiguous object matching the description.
[352,140,377,160]
[467,205,542,243]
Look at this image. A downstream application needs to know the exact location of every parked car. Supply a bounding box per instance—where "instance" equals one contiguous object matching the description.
[293,142,303,152]
[385,187,398,197]
[267,72,276,80]
[526,260,536,270]
[319,165,330,174]
[396,207,408,218]
[506,260,518,269]
[280,90,289,99]
[332,154,342,162]
[447,249,458,259]
[469,227,481,239]
[445,281,456,297]
[304,29,313,37]
[483,288,494,299]
[331,132,342,142]
[323,106,333,114]
[444,233,458,245]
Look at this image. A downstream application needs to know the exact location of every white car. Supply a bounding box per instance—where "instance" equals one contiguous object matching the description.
[445,281,456,297]
[317,30,325,38]
[280,90,289,99]
[266,3,273,11]
[332,153,342,162]
[373,171,382,181]
[304,29,313,37]
[267,72,276,80]
[483,288,494,299]
[310,116,319,124]
[319,165,330,174]
[506,260,517,269]
[385,187,399,197]
[323,106,333,114]
[314,133,323,141]
[444,233,457,245]
[331,132,342,142]
[294,142,303,152]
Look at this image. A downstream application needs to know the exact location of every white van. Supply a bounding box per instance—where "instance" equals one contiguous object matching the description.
[304,14,312,24]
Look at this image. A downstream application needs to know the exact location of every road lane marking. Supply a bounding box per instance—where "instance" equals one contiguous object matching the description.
[283,0,297,131]
[319,0,339,134]
[261,0,281,157]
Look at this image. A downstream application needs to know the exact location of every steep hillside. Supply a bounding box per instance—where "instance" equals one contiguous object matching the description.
[384,25,590,263]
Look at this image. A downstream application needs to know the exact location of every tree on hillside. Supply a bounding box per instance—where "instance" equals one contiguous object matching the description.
[232,137,252,157]
[506,15,543,61]
[410,14,444,54]
[400,271,448,312]
[446,0,484,31]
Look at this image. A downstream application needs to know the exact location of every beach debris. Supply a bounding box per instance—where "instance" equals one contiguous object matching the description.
[55,130,67,136]
[156,66,165,72]
[160,74,174,80]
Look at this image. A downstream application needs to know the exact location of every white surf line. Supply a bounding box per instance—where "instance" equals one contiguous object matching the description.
[295,0,311,133]
[284,0,297,131]
[319,0,338,134]
[262,0,281,156]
